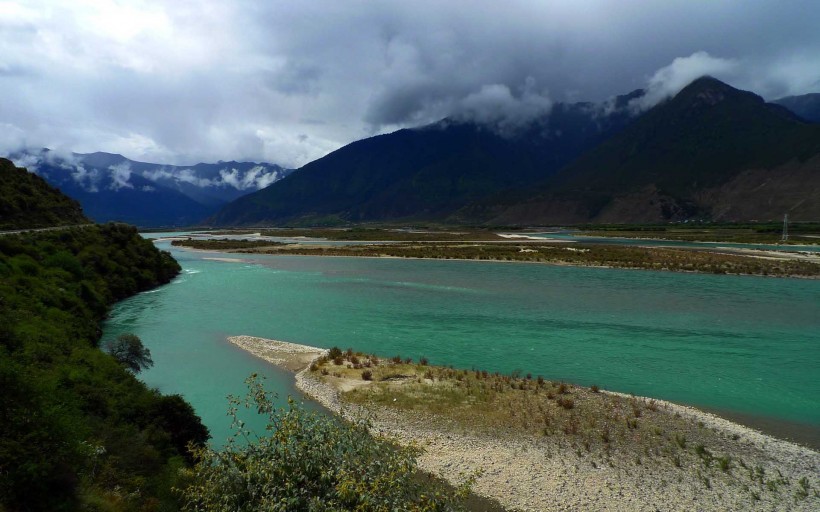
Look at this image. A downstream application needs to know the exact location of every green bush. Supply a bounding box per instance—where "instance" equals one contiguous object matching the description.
[179,374,470,511]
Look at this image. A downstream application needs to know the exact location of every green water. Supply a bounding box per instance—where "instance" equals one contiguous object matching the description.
[104,242,820,445]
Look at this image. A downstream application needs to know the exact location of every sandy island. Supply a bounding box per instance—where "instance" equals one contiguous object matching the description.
[202,256,246,263]
[228,335,820,512]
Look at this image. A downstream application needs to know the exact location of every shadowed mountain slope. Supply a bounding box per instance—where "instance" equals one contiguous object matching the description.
[774,93,820,123]
[489,77,820,224]
[209,95,640,226]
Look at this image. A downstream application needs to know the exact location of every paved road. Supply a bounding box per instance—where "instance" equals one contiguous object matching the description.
[0,223,95,236]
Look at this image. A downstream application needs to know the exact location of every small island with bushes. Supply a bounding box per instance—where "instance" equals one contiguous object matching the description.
[229,335,820,511]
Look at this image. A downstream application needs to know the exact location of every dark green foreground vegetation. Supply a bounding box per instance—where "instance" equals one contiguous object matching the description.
[0,224,209,511]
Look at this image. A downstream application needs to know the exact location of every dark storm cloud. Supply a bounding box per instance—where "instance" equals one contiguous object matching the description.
[1,1,819,167]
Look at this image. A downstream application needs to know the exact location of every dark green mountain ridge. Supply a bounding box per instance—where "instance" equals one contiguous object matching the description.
[0,157,88,229]
[490,77,820,224]
[210,77,820,226]
[209,92,641,226]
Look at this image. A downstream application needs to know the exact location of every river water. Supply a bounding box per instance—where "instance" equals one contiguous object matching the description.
[103,238,820,447]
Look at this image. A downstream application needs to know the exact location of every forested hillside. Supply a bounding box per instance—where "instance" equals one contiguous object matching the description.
[0,224,209,510]
[0,158,87,229]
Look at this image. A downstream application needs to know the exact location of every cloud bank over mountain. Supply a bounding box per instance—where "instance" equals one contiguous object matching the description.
[1,1,819,167]
[141,165,280,191]
[14,149,290,204]
[629,52,739,112]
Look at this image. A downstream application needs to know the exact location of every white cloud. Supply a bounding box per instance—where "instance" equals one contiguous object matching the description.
[1,2,819,167]
[217,168,241,189]
[176,168,213,187]
[108,162,133,190]
[71,165,101,192]
[630,52,739,112]
[142,167,214,187]
[242,165,280,189]
[752,52,820,99]
[217,167,271,191]
[452,77,552,134]
[142,164,281,191]
[0,123,27,155]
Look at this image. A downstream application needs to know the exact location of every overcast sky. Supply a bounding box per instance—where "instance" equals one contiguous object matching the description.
[2,1,819,168]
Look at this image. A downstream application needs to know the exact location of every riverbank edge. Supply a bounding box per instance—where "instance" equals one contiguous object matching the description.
[171,241,820,280]
[228,335,820,512]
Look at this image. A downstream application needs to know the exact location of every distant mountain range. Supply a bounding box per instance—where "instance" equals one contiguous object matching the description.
[210,78,820,226]
[8,150,293,227]
[773,93,820,123]
[0,157,88,229]
[210,91,642,225]
[6,78,818,228]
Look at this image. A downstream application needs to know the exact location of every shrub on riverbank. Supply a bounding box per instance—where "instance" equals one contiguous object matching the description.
[180,374,471,511]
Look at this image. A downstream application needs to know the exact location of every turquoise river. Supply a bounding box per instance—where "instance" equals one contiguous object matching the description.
[103,238,820,447]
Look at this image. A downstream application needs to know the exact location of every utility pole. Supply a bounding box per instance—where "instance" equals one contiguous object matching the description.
[781,213,788,243]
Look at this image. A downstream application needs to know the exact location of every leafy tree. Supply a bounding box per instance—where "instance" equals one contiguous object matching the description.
[104,333,154,373]
[179,374,471,511]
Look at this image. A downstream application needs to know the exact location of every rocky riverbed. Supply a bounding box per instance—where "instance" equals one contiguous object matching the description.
[231,335,820,512]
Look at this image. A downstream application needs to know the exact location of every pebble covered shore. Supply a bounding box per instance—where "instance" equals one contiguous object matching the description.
[232,335,820,512]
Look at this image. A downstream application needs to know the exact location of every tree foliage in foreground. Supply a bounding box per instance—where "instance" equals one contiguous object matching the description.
[179,374,470,512]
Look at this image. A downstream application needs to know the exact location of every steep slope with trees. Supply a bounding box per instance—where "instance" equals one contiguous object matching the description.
[0,157,87,229]
[0,163,209,510]
[0,224,210,510]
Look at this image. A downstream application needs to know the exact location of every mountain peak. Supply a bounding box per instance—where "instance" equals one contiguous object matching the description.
[674,76,761,108]
[686,75,729,88]
[493,74,820,225]
[80,151,129,168]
